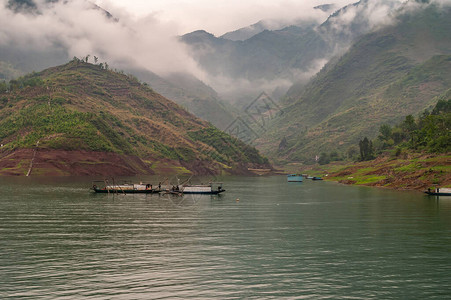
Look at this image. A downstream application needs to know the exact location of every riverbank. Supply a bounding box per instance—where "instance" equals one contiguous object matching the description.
[280,152,450,192]
[0,148,271,176]
[327,153,450,192]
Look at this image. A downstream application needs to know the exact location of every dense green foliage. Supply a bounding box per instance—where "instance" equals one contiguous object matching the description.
[188,127,269,165]
[9,73,44,90]
[359,137,375,161]
[374,99,451,154]
[0,103,131,153]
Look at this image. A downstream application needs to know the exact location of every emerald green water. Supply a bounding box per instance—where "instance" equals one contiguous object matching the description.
[1,176,450,299]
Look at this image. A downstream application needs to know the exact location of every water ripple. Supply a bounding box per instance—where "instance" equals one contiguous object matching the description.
[1,177,450,299]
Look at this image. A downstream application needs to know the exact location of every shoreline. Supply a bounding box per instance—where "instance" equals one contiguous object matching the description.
[322,153,450,193]
[0,148,273,177]
[276,152,450,193]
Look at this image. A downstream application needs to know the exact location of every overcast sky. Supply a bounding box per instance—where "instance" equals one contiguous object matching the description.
[95,0,357,35]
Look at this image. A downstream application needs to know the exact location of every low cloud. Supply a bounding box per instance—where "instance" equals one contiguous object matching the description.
[206,58,327,105]
[324,0,405,35]
[98,0,356,36]
[0,0,205,77]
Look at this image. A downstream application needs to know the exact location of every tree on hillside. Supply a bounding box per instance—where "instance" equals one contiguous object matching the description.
[402,115,417,148]
[318,152,330,165]
[432,99,451,115]
[278,137,288,151]
[347,145,359,160]
[391,127,405,144]
[378,124,392,141]
[359,137,374,161]
[0,81,8,93]
[377,124,394,150]
[402,115,417,134]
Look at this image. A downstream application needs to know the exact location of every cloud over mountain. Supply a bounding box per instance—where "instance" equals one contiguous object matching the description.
[0,0,203,77]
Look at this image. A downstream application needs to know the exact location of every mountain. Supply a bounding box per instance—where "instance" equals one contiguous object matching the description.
[316,0,403,54]
[220,4,337,42]
[220,20,273,41]
[258,3,451,163]
[181,0,405,105]
[181,25,329,105]
[129,69,236,130]
[0,0,234,129]
[182,25,327,80]
[313,4,337,12]
[0,60,269,176]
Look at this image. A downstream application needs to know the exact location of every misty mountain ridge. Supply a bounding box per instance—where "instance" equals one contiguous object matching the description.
[219,3,338,42]
[7,0,115,18]
[181,0,409,105]
[256,2,451,162]
[220,17,322,42]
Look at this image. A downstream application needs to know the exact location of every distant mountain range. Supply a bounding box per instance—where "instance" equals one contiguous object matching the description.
[180,0,405,105]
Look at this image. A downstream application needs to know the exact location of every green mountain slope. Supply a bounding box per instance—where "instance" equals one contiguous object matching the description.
[258,3,451,163]
[0,60,269,175]
[130,69,236,130]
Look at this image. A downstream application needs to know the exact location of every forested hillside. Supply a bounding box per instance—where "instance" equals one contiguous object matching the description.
[0,60,269,175]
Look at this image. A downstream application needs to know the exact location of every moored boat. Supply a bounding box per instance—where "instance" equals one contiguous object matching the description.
[312,177,323,181]
[92,180,225,195]
[92,181,157,194]
[287,174,303,182]
[424,187,451,196]
[182,182,225,194]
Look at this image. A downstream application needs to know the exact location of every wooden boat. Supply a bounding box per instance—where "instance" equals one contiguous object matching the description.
[287,174,303,182]
[181,182,225,194]
[92,181,158,194]
[92,180,225,195]
[424,188,451,196]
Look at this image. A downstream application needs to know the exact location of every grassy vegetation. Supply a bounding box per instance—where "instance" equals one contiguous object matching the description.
[0,104,130,153]
[188,126,269,164]
[326,153,451,191]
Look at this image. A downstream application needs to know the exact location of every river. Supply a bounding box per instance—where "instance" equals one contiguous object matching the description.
[1,176,450,299]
